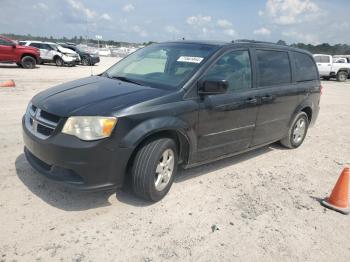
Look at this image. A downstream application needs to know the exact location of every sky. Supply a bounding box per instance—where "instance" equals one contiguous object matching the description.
[1,0,350,44]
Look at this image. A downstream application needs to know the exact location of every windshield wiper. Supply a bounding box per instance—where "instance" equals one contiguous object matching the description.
[105,73,144,86]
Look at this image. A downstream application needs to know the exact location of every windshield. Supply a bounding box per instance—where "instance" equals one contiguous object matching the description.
[104,43,218,89]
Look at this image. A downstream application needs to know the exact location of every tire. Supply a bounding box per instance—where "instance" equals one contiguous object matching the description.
[81,57,90,66]
[336,71,348,82]
[280,112,309,149]
[55,57,64,67]
[16,62,23,68]
[20,56,36,69]
[131,138,178,202]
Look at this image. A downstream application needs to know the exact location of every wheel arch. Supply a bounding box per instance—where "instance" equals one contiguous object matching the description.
[20,53,38,63]
[121,117,194,177]
[337,68,350,74]
[289,101,313,128]
[53,55,62,61]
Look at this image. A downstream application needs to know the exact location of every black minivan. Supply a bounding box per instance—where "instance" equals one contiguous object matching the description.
[22,40,321,201]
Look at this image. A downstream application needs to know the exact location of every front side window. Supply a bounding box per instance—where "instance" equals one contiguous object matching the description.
[0,38,13,46]
[104,43,218,89]
[30,43,41,49]
[257,50,291,87]
[203,50,252,91]
[294,52,318,82]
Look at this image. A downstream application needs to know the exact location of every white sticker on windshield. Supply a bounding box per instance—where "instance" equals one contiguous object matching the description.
[177,56,204,64]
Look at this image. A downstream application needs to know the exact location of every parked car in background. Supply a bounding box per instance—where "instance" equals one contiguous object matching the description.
[19,41,80,66]
[333,57,350,63]
[22,40,321,201]
[0,35,40,69]
[98,48,111,57]
[313,54,350,81]
[60,44,100,66]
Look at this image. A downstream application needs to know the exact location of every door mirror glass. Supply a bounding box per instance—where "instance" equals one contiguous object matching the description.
[198,79,228,95]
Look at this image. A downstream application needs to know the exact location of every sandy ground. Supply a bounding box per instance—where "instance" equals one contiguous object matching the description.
[0,57,350,262]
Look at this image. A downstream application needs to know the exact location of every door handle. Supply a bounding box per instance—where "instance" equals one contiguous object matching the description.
[261,95,274,102]
[245,97,258,104]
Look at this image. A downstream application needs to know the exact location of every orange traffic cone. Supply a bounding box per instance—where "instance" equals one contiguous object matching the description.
[0,80,15,87]
[321,167,350,215]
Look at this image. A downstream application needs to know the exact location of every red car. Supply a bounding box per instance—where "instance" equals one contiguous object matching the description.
[0,35,40,69]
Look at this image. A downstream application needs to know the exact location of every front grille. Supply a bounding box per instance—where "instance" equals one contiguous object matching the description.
[25,103,60,139]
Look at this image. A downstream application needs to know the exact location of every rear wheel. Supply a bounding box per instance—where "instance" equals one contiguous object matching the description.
[280,112,309,149]
[21,56,36,69]
[55,57,64,67]
[131,138,178,202]
[337,71,348,82]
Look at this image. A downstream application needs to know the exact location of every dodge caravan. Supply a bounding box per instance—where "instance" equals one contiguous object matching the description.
[22,40,321,201]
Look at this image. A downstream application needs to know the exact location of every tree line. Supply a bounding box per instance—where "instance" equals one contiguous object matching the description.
[2,33,350,54]
[2,33,138,47]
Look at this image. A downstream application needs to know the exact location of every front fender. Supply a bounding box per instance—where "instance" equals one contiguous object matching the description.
[119,116,193,148]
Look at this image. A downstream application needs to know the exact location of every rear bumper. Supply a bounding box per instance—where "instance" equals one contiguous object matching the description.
[22,117,133,191]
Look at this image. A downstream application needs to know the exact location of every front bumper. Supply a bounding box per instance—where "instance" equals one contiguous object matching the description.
[62,56,79,66]
[22,117,133,191]
[91,56,100,64]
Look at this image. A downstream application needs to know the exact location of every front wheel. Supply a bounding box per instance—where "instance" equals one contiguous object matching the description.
[81,57,91,66]
[337,71,348,82]
[131,138,178,202]
[55,57,64,67]
[280,112,309,149]
[21,56,36,69]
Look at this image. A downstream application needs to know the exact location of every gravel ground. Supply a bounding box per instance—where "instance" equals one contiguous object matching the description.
[0,58,350,262]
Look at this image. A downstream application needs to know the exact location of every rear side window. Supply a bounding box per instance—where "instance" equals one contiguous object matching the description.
[256,50,291,87]
[314,55,330,63]
[294,52,318,82]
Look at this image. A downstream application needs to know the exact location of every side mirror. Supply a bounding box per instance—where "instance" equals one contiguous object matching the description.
[198,79,228,96]
[11,43,16,48]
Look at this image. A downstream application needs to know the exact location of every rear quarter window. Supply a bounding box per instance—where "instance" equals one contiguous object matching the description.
[256,50,292,87]
[294,52,318,82]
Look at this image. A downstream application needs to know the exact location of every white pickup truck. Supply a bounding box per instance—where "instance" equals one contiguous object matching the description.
[313,54,350,81]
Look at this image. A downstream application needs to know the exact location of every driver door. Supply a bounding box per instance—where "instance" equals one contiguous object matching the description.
[0,38,15,61]
[195,49,259,162]
[40,44,54,61]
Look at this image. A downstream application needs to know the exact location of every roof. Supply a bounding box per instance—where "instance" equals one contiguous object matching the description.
[162,40,312,56]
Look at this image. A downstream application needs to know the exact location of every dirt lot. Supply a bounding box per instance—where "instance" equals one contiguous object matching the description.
[1,58,350,262]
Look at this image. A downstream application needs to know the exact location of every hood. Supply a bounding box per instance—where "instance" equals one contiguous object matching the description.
[31,76,169,116]
[57,46,77,54]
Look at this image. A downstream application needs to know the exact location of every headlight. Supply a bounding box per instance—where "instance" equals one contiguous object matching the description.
[62,116,117,141]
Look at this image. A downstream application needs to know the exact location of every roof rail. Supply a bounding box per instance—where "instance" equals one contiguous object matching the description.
[232,39,287,46]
